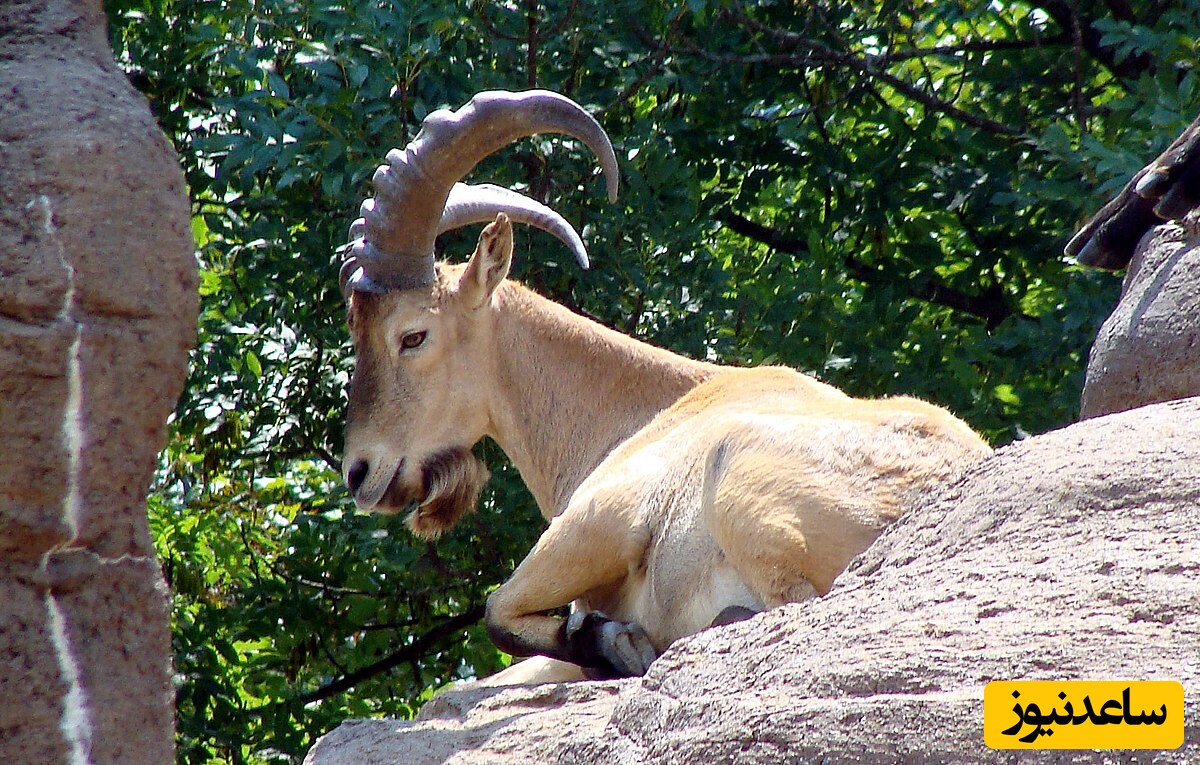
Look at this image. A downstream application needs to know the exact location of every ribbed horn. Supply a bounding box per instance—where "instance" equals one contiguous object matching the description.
[343,90,619,293]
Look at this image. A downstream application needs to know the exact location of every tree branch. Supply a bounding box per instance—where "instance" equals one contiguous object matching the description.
[843,257,1017,330]
[859,60,1023,136]
[543,0,578,38]
[871,35,1069,63]
[719,209,810,255]
[725,6,1030,135]
[474,0,524,42]
[720,210,1024,328]
[657,14,1023,136]
[524,0,539,88]
[733,7,1067,66]
[293,604,485,706]
[604,14,684,116]
[1032,0,1155,79]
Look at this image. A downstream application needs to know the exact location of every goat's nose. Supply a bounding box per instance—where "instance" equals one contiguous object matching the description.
[346,460,369,495]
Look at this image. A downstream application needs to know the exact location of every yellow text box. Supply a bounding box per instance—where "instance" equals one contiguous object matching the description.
[984,681,1184,750]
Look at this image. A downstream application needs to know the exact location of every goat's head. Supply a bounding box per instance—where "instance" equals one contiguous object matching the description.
[339,90,618,538]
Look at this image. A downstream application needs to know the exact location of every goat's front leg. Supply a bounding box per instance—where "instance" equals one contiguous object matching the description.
[485,503,655,678]
[561,609,657,679]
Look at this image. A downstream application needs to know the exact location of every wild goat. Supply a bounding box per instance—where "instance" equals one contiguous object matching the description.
[339,90,991,682]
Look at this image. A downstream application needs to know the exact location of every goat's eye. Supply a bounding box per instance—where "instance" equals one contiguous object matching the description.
[399,331,427,351]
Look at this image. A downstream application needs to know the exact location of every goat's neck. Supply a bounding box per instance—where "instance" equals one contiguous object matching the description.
[484,281,720,519]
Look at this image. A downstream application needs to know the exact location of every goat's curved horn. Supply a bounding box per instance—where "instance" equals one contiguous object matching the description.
[439,183,592,269]
[344,90,619,293]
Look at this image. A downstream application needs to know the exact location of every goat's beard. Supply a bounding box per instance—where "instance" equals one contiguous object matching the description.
[404,447,489,540]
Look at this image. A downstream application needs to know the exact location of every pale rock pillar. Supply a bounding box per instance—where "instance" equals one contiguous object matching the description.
[0,1,197,762]
[1080,217,1200,419]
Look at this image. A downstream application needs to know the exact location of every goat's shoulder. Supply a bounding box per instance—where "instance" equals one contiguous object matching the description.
[686,366,845,406]
[692,367,984,446]
[656,366,845,422]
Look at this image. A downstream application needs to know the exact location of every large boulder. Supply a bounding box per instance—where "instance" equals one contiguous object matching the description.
[1080,216,1200,418]
[305,397,1200,764]
[0,1,197,763]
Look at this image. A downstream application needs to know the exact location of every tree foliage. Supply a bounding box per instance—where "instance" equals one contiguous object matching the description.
[103,0,1198,761]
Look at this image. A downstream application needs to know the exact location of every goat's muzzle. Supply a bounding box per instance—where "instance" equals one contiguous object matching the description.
[383,448,490,539]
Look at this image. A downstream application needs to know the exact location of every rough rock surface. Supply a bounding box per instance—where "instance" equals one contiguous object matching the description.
[0,1,197,763]
[1081,216,1200,419]
[306,398,1200,764]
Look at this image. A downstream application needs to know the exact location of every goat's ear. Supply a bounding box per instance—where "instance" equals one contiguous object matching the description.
[461,213,514,309]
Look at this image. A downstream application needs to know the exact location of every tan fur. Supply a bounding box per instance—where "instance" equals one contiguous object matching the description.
[343,215,991,682]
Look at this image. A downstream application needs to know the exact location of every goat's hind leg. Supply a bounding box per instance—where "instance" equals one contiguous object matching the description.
[477,656,585,686]
[709,604,758,628]
[485,502,655,678]
[703,441,875,605]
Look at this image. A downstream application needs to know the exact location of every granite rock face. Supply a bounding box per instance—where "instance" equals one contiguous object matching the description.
[306,398,1200,764]
[0,1,197,762]
[1080,216,1200,419]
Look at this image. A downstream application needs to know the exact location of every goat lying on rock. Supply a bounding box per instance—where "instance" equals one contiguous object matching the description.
[338,90,991,682]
